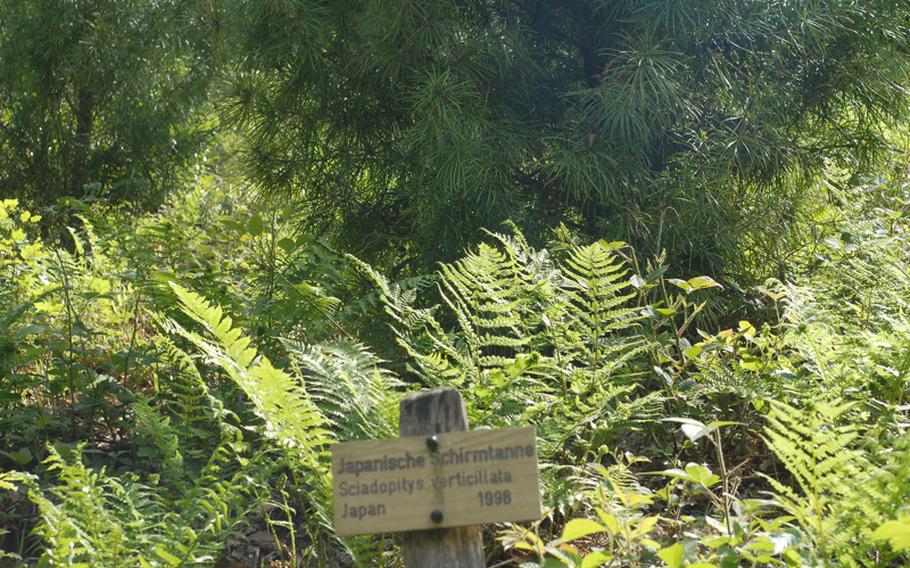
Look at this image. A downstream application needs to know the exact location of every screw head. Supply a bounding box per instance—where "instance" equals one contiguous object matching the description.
[426,434,439,451]
[430,509,444,524]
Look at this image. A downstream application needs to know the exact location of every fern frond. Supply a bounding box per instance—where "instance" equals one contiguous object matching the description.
[764,399,864,503]
[151,335,246,462]
[284,338,403,440]
[132,396,185,485]
[762,398,878,562]
[165,284,363,561]
[359,226,659,476]
[168,283,331,467]
[560,241,641,368]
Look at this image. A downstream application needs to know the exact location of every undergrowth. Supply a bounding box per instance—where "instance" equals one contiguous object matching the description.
[1,161,909,567]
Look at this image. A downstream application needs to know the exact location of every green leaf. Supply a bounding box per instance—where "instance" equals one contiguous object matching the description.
[246,214,265,236]
[561,518,607,542]
[632,515,659,538]
[685,463,720,487]
[704,421,738,430]
[659,463,720,487]
[669,276,721,294]
[154,546,182,565]
[738,320,756,337]
[16,324,45,337]
[668,278,693,293]
[11,448,32,465]
[657,542,686,568]
[0,448,33,465]
[739,360,761,372]
[683,345,702,359]
[700,535,729,549]
[581,550,613,568]
[596,511,620,534]
[218,217,246,233]
[871,516,910,551]
[687,276,722,291]
[277,237,296,252]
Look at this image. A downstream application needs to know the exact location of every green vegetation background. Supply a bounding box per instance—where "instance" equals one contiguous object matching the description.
[1,1,909,566]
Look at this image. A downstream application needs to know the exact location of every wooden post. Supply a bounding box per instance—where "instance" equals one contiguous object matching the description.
[399,388,486,568]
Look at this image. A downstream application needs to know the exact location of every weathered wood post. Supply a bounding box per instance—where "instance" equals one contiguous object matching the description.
[399,387,486,568]
[331,388,539,566]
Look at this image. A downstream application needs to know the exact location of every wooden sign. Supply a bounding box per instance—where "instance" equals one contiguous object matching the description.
[331,426,541,537]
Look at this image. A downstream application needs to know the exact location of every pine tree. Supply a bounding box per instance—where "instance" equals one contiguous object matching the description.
[223,0,910,276]
[0,0,221,208]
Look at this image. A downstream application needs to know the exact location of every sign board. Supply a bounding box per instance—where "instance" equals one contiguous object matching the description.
[331,426,541,536]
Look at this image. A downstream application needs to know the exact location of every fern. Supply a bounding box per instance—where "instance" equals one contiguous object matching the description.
[357,227,661,482]
[167,282,331,467]
[559,240,644,371]
[27,445,147,566]
[149,336,246,466]
[166,284,386,566]
[762,399,898,565]
[3,443,266,567]
[1,327,272,567]
[859,432,910,564]
[132,396,185,485]
[780,186,910,399]
[283,339,403,440]
[764,400,862,523]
